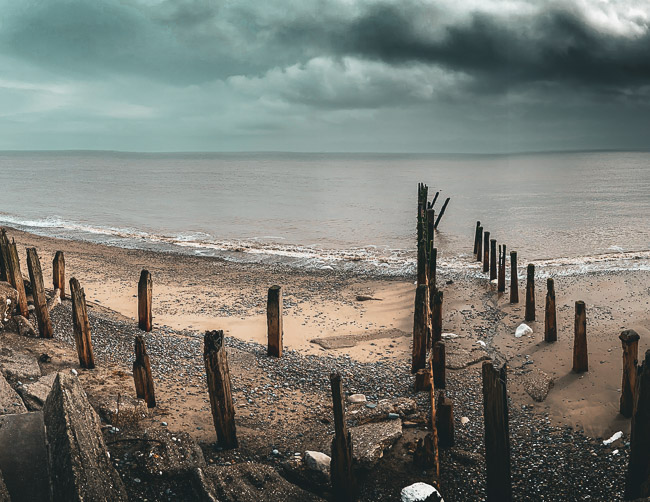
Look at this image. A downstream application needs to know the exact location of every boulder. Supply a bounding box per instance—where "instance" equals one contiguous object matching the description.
[192,463,324,501]
[0,282,17,329]
[7,316,37,337]
[16,373,56,411]
[0,373,27,415]
[43,372,128,501]
[401,482,444,502]
[350,420,402,468]
[523,369,554,402]
[515,324,533,338]
[0,347,41,384]
[304,451,330,476]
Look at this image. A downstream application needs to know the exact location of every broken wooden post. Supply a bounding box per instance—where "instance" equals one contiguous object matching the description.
[1,234,29,318]
[330,372,356,501]
[52,251,65,300]
[0,234,6,283]
[267,285,283,357]
[483,231,490,273]
[415,368,432,392]
[497,244,506,293]
[476,226,483,262]
[489,239,497,281]
[69,278,95,369]
[431,191,440,208]
[26,248,53,338]
[433,341,446,389]
[412,284,428,373]
[525,264,535,321]
[138,269,152,332]
[428,246,437,295]
[509,251,519,304]
[133,334,156,408]
[625,349,650,499]
[619,330,640,418]
[572,301,588,372]
[437,396,454,448]
[433,198,450,229]
[544,278,557,342]
[417,238,427,287]
[427,208,435,247]
[473,221,481,255]
[203,330,238,448]
[482,361,512,502]
[432,290,443,344]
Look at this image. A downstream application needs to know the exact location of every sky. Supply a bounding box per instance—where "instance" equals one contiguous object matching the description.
[0,0,649,153]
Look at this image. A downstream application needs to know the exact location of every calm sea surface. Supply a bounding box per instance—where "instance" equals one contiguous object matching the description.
[0,151,648,276]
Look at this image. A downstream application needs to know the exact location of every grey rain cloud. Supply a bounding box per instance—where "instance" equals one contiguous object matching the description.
[0,0,649,152]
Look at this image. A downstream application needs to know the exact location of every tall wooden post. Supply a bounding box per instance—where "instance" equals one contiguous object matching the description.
[509,251,519,304]
[412,284,428,373]
[417,239,427,287]
[476,226,483,262]
[133,334,156,408]
[69,278,95,369]
[625,349,650,499]
[26,248,53,338]
[431,191,440,208]
[428,361,440,482]
[432,290,443,344]
[482,361,512,502]
[267,285,283,357]
[204,330,238,449]
[138,269,152,332]
[572,301,588,372]
[483,232,490,273]
[330,372,356,501]
[53,251,65,299]
[525,264,535,321]
[473,221,481,255]
[489,239,497,281]
[1,233,29,318]
[437,396,454,448]
[619,330,640,418]
[544,278,557,342]
[0,233,6,283]
[433,341,445,389]
[433,198,450,229]
[428,246,437,296]
[427,208,435,249]
[497,244,506,293]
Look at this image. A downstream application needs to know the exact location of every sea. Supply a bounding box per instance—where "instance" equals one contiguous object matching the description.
[0,150,648,278]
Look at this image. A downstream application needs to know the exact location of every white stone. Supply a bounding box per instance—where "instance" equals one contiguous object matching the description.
[441,333,460,339]
[304,451,330,474]
[460,417,470,426]
[515,323,533,338]
[401,482,444,502]
[348,394,367,403]
[603,431,623,445]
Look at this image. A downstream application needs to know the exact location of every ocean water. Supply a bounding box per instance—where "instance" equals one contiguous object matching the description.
[0,150,648,277]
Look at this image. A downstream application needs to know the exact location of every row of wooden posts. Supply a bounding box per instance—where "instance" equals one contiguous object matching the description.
[471,221,650,500]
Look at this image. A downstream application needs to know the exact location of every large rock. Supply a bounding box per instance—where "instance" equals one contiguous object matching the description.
[350,420,403,468]
[192,463,324,501]
[17,373,56,411]
[0,347,41,384]
[6,316,37,337]
[0,373,27,415]
[0,282,17,329]
[43,372,128,501]
[523,369,554,402]
[401,482,444,501]
[304,451,330,476]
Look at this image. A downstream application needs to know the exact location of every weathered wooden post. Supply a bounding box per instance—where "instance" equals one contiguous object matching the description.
[69,278,95,369]
[415,368,432,392]
[572,301,588,372]
[498,244,506,293]
[432,290,443,344]
[133,334,156,408]
[2,234,29,318]
[476,226,483,262]
[267,285,283,357]
[26,248,53,338]
[433,341,446,389]
[138,269,152,332]
[483,231,490,273]
[203,330,238,448]
[437,396,454,448]
[427,208,435,248]
[428,246,437,295]
[53,251,65,299]
[489,239,497,281]
[625,349,650,499]
[619,330,640,418]
[330,372,356,501]
[431,191,440,208]
[473,221,481,256]
[433,198,450,229]
[544,278,557,342]
[525,264,535,321]
[428,362,440,481]
[509,251,519,304]
[412,284,428,373]
[417,239,427,287]
[482,361,512,502]
[0,234,6,283]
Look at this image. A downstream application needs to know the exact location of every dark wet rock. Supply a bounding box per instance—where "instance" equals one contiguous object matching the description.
[0,373,27,415]
[192,462,324,501]
[16,373,56,411]
[350,420,402,468]
[43,372,128,501]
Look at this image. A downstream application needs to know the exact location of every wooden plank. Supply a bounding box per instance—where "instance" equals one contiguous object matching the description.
[204,330,237,448]
[26,248,53,338]
[133,334,156,408]
[267,285,283,357]
[69,278,95,369]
